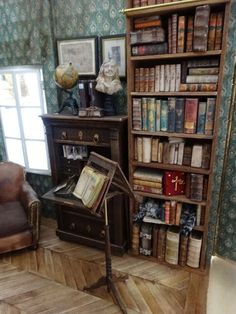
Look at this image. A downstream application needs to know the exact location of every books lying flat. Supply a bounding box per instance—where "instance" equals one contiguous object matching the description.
[133,167,163,182]
[73,165,108,211]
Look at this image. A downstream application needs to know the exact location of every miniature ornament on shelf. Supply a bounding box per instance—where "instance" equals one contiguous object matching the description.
[95,58,123,116]
[54,62,79,115]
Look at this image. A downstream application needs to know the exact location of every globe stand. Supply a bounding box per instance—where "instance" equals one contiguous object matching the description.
[58,89,79,116]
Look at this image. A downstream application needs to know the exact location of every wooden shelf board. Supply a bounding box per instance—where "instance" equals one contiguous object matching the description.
[133,191,207,205]
[130,51,221,61]
[54,139,110,147]
[123,0,228,17]
[131,130,214,139]
[131,91,218,97]
[132,161,211,175]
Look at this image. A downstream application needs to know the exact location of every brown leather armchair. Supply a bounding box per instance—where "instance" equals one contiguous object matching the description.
[0,161,41,254]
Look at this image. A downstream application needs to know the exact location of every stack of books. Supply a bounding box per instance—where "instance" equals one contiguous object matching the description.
[133,167,163,194]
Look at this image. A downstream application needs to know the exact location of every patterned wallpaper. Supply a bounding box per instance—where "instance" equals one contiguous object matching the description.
[0,0,235,261]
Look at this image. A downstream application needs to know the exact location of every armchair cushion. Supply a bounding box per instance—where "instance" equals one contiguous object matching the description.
[0,201,30,237]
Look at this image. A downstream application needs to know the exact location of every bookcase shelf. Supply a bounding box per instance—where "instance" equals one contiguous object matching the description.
[133,161,211,175]
[130,50,222,61]
[131,130,214,139]
[125,0,230,271]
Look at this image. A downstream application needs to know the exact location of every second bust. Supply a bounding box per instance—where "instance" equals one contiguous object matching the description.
[95,59,122,95]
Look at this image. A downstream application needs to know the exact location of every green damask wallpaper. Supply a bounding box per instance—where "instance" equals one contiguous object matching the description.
[0,0,236,261]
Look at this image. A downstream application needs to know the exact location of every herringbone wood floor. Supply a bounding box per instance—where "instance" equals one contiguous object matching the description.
[0,218,209,313]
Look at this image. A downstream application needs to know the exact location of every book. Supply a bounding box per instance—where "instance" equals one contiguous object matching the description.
[165,201,170,224]
[142,137,152,163]
[177,142,185,165]
[73,165,108,211]
[132,98,142,130]
[186,75,218,84]
[191,145,203,168]
[188,67,219,75]
[182,145,192,166]
[171,14,178,53]
[167,97,176,132]
[197,101,207,134]
[187,233,202,268]
[130,27,165,45]
[163,171,185,196]
[136,137,143,162]
[169,200,177,225]
[180,83,217,92]
[157,225,167,262]
[131,43,168,56]
[160,100,168,131]
[214,11,224,50]
[142,98,148,131]
[189,173,204,201]
[149,67,155,92]
[179,234,189,266]
[170,64,176,92]
[133,0,140,8]
[155,99,161,131]
[186,16,194,52]
[187,58,219,68]
[165,227,180,265]
[147,98,156,131]
[152,225,159,257]
[133,178,162,189]
[201,143,211,169]
[133,184,162,194]
[151,138,159,162]
[184,98,199,133]
[168,16,172,53]
[155,65,160,92]
[175,202,182,225]
[207,12,217,51]
[157,142,163,163]
[144,67,149,92]
[175,98,185,133]
[134,68,140,92]
[133,167,163,182]
[175,64,181,91]
[132,223,140,255]
[160,64,165,92]
[139,67,145,92]
[177,16,186,53]
[193,5,210,52]
[164,64,170,92]
[134,18,162,29]
[78,81,89,108]
[205,98,216,135]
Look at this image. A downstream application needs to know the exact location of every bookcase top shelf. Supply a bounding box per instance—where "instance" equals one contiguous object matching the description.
[131,130,214,140]
[135,191,207,206]
[130,51,222,62]
[122,0,229,17]
[132,161,211,175]
[131,92,218,97]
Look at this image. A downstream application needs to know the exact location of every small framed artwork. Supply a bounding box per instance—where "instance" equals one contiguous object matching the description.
[100,35,126,78]
[57,36,98,77]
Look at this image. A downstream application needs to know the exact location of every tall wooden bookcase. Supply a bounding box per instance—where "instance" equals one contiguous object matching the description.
[124,0,230,271]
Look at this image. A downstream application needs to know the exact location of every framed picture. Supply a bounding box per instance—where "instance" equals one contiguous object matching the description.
[100,35,126,78]
[57,36,98,77]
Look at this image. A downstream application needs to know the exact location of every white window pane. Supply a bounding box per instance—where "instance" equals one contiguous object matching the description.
[0,74,16,106]
[21,108,44,140]
[5,138,25,166]
[16,72,40,107]
[26,141,48,170]
[0,107,21,138]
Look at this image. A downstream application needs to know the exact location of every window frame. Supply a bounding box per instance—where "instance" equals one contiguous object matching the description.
[0,65,51,175]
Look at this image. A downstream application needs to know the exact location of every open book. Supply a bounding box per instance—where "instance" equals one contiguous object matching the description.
[73,165,109,211]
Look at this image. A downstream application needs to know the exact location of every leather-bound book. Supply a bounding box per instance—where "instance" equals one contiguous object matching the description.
[207,13,217,51]
[142,137,152,163]
[156,99,161,131]
[152,225,159,257]
[149,67,155,92]
[197,101,207,134]
[179,234,189,266]
[163,171,185,196]
[132,98,142,131]
[171,14,178,53]
[139,67,145,92]
[180,83,217,92]
[134,68,140,92]
[214,11,224,50]
[175,98,185,133]
[202,176,208,200]
[185,173,191,198]
[137,137,143,162]
[155,65,161,92]
[151,138,159,162]
[167,97,176,132]
[186,16,194,52]
[147,98,156,132]
[175,202,182,225]
[177,16,186,53]
[142,98,148,131]
[157,225,167,262]
[205,97,216,135]
[140,223,153,256]
[193,5,210,52]
[78,81,89,108]
[169,200,177,225]
[190,173,204,201]
[187,232,202,268]
[132,223,140,255]
[168,16,172,53]
[184,98,199,133]
[131,43,168,56]
[191,144,203,168]
[201,143,211,169]
[182,145,192,166]
[144,67,150,92]
[133,0,140,7]
[140,0,148,7]
[165,226,180,265]
[165,201,170,224]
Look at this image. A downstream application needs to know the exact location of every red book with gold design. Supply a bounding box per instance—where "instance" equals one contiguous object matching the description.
[163,171,186,196]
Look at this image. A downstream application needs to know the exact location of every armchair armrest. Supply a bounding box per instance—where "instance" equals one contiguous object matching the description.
[19,181,41,243]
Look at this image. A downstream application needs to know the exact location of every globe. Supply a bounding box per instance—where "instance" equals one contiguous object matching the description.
[54,62,79,90]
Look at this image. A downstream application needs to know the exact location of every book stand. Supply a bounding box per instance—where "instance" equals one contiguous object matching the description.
[83,152,135,314]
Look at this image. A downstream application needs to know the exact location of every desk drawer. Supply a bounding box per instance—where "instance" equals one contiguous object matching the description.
[60,210,112,242]
[54,127,110,145]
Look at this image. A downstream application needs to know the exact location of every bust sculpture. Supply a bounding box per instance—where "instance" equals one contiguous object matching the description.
[95,59,122,95]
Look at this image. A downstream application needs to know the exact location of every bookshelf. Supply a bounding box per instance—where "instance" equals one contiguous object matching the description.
[124,0,231,271]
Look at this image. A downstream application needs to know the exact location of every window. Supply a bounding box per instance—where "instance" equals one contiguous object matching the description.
[0,66,50,174]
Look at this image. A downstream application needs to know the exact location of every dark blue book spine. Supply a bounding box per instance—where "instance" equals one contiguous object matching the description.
[175,98,185,133]
[197,101,207,134]
[167,97,176,132]
[160,100,168,131]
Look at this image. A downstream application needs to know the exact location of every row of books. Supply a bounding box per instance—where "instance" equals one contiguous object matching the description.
[132,223,202,268]
[62,145,88,160]
[133,168,208,201]
[132,97,216,135]
[168,8,223,54]
[132,0,184,8]
[134,136,211,169]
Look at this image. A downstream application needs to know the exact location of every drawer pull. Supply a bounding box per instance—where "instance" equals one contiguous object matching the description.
[93,133,99,144]
[86,225,91,233]
[61,131,67,140]
[99,230,105,239]
[69,222,76,230]
[78,131,83,140]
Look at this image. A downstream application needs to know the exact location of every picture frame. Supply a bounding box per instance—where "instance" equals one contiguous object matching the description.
[100,35,126,78]
[57,36,98,77]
